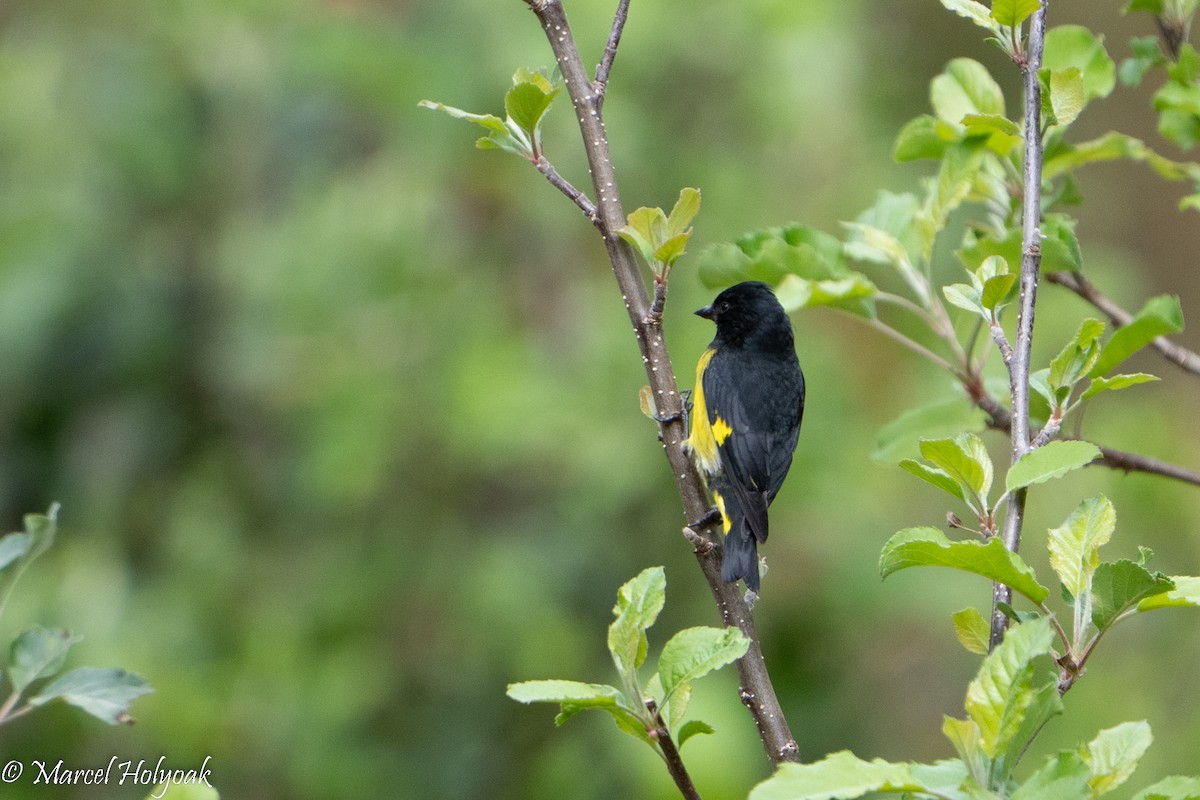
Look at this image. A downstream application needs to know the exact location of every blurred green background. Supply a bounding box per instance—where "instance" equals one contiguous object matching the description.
[1,0,1199,797]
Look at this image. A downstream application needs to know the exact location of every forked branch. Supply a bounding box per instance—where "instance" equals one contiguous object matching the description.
[520,0,801,766]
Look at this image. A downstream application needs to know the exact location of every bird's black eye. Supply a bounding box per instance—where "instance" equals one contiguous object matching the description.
[718,300,731,312]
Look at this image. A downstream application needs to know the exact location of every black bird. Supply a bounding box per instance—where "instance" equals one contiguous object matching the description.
[686,281,805,593]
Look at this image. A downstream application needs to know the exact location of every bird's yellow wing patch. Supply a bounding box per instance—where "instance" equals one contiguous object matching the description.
[686,348,721,474]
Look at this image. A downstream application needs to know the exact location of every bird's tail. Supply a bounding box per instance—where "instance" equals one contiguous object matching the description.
[721,525,760,593]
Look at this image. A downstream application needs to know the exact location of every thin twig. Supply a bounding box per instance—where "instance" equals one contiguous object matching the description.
[535,155,600,226]
[595,0,632,103]
[867,318,960,376]
[648,701,703,800]
[1045,271,1200,377]
[521,0,800,766]
[991,3,1047,652]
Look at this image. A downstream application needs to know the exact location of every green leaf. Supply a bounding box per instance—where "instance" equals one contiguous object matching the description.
[952,607,991,655]
[1081,372,1160,401]
[991,0,1041,28]
[893,115,955,162]
[1006,441,1101,491]
[0,505,59,620]
[944,283,988,318]
[667,187,701,237]
[504,79,558,144]
[773,273,877,318]
[0,532,30,572]
[942,716,985,776]
[7,626,82,694]
[1047,495,1116,598]
[1091,295,1185,377]
[941,0,1005,34]
[1085,721,1153,797]
[1048,318,1106,402]
[931,58,1006,127]
[919,434,994,507]
[1120,36,1167,86]
[1123,0,1164,12]
[841,222,927,304]
[30,667,152,725]
[747,750,934,800]
[900,460,966,500]
[880,528,1051,604]
[1131,776,1200,800]
[1048,67,1086,127]
[982,273,1018,313]
[1091,560,1175,629]
[507,679,622,706]
[965,617,1060,758]
[1043,25,1116,101]
[417,100,529,158]
[608,566,666,677]
[677,719,715,748]
[1137,575,1200,611]
[1011,751,1092,800]
[873,398,988,464]
[657,626,750,707]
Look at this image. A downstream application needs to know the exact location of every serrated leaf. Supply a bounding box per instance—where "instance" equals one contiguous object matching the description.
[982,273,1018,312]
[893,115,954,162]
[8,627,82,694]
[30,667,152,725]
[1011,751,1092,800]
[1006,441,1102,491]
[965,617,1059,758]
[418,100,529,158]
[1091,295,1185,377]
[952,607,991,654]
[900,460,966,500]
[1091,560,1175,629]
[504,79,558,143]
[747,750,932,800]
[932,58,1006,127]
[1044,25,1116,101]
[774,273,877,318]
[657,626,750,707]
[1081,372,1159,401]
[608,567,666,677]
[1047,495,1116,598]
[1049,318,1106,401]
[1137,575,1200,611]
[842,222,927,304]
[1131,776,1200,800]
[942,0,1004,30]
[677,719,715,748]
[667,187,701,237]
[506,679,622,706]
[880,527,1051,604]
[992,0,1041,27]
[1085,721,1153,796]
[1049,67,1086,127]
[919,434,994,506]
[944,283,988,317]
[873,397,988,464]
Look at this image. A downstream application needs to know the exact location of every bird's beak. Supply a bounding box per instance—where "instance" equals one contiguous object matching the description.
[695,305,714,320]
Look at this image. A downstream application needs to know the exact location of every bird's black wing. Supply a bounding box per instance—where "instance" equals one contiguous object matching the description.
[702,357,773,543]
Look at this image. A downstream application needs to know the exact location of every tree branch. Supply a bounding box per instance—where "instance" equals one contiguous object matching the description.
[535,155,600,226]
[648,701,703,800]
[991,3,1047,651]
[1045,270,1200,377]
[595,0,631,102]
[521,0,801,766]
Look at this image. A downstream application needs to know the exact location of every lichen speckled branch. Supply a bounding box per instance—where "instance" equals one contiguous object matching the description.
[991,1,1048,652]
[520,0,802,767]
